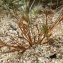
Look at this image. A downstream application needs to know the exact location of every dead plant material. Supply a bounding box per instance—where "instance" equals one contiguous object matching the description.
[41,8,56,15]
[0,39,26,53]
[22,14,29,22]
[18,8,63,45]
[48,9,63,33]
[18,17,33,46]
[0,7,63,53]
[39,8,63,44]
[43,10,63,43]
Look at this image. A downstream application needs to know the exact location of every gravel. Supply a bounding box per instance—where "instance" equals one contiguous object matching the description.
[0,9,63,63]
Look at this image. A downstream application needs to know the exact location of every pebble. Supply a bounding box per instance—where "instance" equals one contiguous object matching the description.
[0,9,63,63]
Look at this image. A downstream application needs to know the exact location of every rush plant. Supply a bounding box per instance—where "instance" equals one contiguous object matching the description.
[0,6,63,53]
